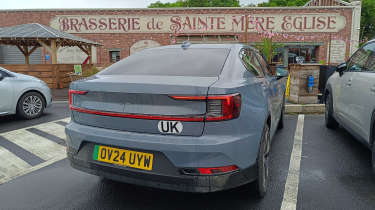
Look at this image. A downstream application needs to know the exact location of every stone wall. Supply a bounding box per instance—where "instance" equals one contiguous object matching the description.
[289,64,320,104]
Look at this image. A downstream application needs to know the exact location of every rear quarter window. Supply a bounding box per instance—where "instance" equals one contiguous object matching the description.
[100,48,230,77]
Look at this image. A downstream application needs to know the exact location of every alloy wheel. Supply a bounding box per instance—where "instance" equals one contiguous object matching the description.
[22,95,43,117]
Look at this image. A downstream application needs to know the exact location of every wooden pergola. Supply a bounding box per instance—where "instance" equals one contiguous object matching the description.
[0,23,101,64]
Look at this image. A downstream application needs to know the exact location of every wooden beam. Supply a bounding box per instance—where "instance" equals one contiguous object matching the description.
[51,39,57,64]
[77,45,89,55]
[88,45,93,64]
[16,45,30,64]
[16,45,26,56]
[28,46,39,55]
[38,40,58,64]
[37,40,53,54]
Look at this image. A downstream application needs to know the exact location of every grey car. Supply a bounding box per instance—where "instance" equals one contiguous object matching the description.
[325,39,375,172]
[0,67,52,119]
[65,44,287,196]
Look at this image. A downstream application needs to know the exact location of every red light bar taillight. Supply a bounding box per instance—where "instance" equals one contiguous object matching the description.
[69,90,87,105]
[170,93,241,121]
[181,165,239,175]
[198,165,239,175]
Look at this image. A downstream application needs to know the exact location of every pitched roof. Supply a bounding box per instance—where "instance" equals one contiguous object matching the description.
[0,23,100,46]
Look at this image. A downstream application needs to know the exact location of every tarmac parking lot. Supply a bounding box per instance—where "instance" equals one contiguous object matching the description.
[0,104,374,210]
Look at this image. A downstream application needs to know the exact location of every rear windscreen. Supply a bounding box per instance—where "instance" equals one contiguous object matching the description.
[100,48,230,77]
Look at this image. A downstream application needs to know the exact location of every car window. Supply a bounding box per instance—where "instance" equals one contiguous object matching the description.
[255,53,273,76]
[0,70,8,77]
[100,48,230,77]
[347,45,372,72]
[240,49,264,77]
[364,42,375,72]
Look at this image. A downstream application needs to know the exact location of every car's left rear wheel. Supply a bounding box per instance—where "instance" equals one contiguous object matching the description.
[278,95,285,130]
[17,92,45,120]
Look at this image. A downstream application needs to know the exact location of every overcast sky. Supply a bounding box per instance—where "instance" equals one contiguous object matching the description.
[0,0,267,9]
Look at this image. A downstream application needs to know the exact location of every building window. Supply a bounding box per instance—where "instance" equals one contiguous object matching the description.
[171,35,239,44]
[288,46,318,64]
[109,51,120,63]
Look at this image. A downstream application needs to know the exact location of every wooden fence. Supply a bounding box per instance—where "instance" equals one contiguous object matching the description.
[0,64,94,89]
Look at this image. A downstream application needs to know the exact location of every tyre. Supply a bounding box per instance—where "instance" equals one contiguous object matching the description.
[255,123,270,198]
[278,95,285,130]
[325,92,339,129]
[372,142,375,174]
[17,92,45,120]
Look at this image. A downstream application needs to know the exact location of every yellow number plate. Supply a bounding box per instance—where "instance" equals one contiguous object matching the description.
[93,145,153,171]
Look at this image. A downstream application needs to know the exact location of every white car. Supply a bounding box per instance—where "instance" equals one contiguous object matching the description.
[324,39,375,172]
[0,67,52,119]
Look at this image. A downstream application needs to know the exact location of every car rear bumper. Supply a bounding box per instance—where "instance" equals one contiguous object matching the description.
[67,147,257,193]
[65,121,261,192]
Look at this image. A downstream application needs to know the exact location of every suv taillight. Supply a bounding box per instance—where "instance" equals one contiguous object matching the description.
[170,93,241,121]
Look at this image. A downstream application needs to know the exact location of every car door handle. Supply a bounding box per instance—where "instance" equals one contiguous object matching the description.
[346,82,352,87]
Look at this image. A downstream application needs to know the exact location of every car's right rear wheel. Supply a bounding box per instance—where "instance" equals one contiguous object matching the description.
[255,123,270,198]
[325,92,339,129]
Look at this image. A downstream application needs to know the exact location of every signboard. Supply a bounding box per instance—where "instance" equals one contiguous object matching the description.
[74,65,82,75]
[50,13,346,34]
[328,40,347,64]
[130,40,161,55]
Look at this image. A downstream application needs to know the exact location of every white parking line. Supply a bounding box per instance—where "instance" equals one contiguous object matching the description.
[280,114,305,210]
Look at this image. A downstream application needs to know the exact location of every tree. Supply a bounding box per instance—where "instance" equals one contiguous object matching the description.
[255,38,284,63]
[360,0,375,41]
[258,0,309,7]
[148,1,186,8]
[148,0,240,8]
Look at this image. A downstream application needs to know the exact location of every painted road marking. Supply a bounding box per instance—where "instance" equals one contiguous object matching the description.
[32,122,67,141]
[26,128,66,146]
[0,155,66,185]
[1,129,65,161]
[0,136,44,166]
[0,118,70,185]
[0,146,31,182]
[55,121,68,126]
[280,114,305,210]
[59,118,70,123]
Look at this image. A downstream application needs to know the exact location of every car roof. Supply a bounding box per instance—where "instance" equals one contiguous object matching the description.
[145,43,257,52]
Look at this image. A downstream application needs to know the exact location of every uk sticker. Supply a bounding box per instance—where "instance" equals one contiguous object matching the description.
[158,121,183,134]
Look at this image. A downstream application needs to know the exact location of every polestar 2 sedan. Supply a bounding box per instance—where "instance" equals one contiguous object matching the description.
[65,43,287,197]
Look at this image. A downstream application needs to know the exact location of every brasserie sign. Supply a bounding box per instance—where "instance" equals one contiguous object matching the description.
[50,14,346,34]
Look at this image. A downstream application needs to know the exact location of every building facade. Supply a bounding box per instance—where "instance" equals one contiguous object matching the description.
[0,0,362,67]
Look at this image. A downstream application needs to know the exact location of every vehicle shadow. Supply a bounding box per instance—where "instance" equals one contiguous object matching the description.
[87,178,263,210]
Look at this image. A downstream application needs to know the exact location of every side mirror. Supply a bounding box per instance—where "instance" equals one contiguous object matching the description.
[276,67,289,79]
[336,62,347,75]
